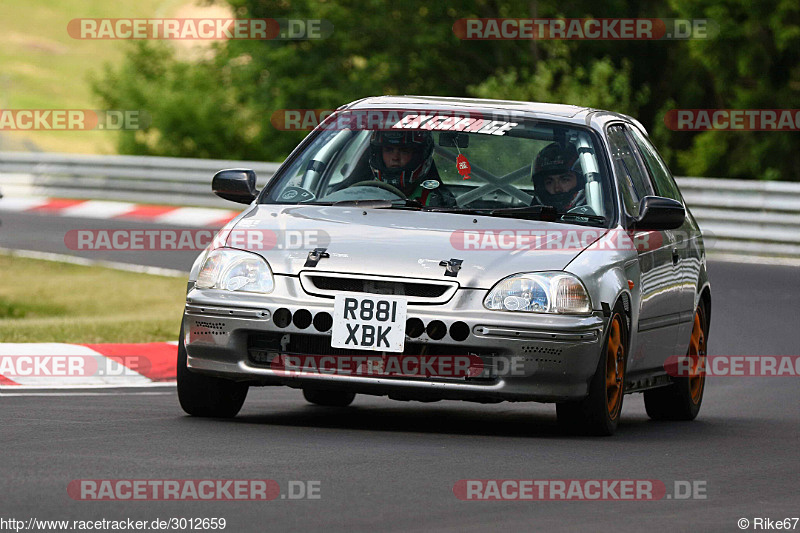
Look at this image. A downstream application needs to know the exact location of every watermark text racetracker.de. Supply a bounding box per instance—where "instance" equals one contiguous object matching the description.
[68,18,333,40]
[453,479,708,500]
[449,228,714,252]
[666,355,800,377]
[270,108,527,132]
[664,109,800,131]
[67,479,321,501]
[64,228,330,252]
[265,354,511,378]
[452,18,718,40]
[0,354,149,379]
[0,110,147,131]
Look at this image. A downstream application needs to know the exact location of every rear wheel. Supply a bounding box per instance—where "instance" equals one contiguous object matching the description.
[303,389,356,407]
[557,303,628,436]
[177,326,248,418]
[644,301,707,421]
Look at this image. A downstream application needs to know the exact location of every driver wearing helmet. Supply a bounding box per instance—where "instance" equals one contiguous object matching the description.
[531,142,586,212]
[368,130,455,207]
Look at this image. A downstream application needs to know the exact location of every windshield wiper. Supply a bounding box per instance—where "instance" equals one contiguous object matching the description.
[388,198,426,209]
[324,199,429,211]
[424,205,559,221]
[275,199,425,210]
[275,199,604,225]
[559,212,608,225]
[330,199,395,208]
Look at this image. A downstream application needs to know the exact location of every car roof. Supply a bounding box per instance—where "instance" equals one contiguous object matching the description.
[346,95,587,118]
[342,95,648,135]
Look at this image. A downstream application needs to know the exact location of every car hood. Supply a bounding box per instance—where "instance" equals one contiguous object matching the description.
[225,205,606,289]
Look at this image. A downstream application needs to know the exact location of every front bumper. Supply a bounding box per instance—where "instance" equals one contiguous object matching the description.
[183,276,607,403]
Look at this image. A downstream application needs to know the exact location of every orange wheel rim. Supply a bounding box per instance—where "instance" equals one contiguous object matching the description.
[688,309,706,403]
[605,314,624,418]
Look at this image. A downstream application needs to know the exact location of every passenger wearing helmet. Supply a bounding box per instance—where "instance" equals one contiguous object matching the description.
[368,131,455,207]
[531,142,586,212]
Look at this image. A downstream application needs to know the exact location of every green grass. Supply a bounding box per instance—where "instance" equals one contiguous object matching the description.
[0,255,186,343]
[0,0,197,154]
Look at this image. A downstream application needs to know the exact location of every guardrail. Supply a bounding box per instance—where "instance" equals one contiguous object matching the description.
[676,178,800,258]
[0,152,280,208]
[1,152,799,259]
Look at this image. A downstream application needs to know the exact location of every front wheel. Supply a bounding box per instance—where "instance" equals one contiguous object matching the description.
[644,301,707,421]
[177,326,248,418]
[557,304,628,436]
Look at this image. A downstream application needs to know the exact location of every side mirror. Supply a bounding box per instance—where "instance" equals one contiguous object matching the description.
[212,169,258,204]
[632,196,685,231]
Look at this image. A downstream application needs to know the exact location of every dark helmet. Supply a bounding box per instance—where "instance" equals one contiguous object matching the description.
[532,142,585,211]
[369,130,434,189]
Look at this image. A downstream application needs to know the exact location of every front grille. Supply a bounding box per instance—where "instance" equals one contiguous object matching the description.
[299,272,458,304]
[310,276,448,298]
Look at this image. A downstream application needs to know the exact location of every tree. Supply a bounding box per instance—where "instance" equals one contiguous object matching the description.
[660,0,800,180]
[92,0,800,181]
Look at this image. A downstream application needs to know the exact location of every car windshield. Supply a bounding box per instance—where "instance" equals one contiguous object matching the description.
[261,110,614,225]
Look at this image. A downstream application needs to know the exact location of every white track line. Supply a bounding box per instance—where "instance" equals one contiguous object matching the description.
[0,389,175,397]
[707,253,800,267]
[0,382,175,392]
[0,343,153,387]
[0,247,188,277]
[59,200,138,219]
[154,207,238,227]
[0,198,49,211]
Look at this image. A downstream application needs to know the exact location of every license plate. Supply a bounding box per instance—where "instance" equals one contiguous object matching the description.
[331,294,407,352]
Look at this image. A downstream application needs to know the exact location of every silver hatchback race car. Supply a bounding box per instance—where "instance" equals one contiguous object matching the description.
[178,96,710,435]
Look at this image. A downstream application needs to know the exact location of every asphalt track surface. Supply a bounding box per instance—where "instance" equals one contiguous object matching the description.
[0,211,201,271]
[1,210,799,533]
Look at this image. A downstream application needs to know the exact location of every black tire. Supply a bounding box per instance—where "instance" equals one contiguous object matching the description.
[557,302,629,436]
[303,388,356,407]
[177,326,248,418]
[644,300,708,421]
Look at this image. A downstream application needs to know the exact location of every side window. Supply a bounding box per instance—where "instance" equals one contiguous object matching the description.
[267,128,339,200]
[626,126,682,201]
[320,130,371,193]
[606,125,654,215]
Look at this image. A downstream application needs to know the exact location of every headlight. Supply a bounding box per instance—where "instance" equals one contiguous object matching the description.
[484,272,591,314]
[195,249,274,293]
